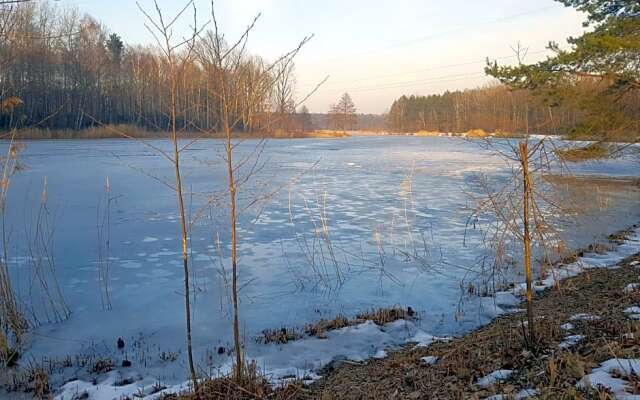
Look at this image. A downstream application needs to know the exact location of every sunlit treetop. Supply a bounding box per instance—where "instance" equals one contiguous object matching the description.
[558,0,640,25]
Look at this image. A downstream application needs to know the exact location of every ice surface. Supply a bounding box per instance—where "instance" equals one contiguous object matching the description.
[1,137,640,398]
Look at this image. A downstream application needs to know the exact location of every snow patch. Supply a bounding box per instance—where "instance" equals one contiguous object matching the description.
[408,331,451,348]
[561,323,575,331]
[624,283,640,294]
[373,350,387,359]
[578,359,640,399]
[476,369,514,388]
[420,356,439,365]
[486,388,538,400]
[559,335,585,349]
[569,313,600,322]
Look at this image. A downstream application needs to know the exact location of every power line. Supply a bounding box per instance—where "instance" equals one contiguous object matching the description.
[315,71,489,94]
[301,4,563,67]
[301,49,548,89]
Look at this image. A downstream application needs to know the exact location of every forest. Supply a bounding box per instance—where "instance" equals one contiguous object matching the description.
[386,81,640,139]
[0,1,315,133]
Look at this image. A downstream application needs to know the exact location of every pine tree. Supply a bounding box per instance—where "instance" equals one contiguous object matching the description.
[486,0,639,141]
[106,33,124,65]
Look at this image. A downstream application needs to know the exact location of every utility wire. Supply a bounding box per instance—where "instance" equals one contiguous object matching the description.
[301,49,548,89]
[302,4,563,66]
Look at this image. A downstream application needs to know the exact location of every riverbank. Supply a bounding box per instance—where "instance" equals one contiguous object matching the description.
[173,248,640,400]
[1,125,350,140]
[303,253,640,399]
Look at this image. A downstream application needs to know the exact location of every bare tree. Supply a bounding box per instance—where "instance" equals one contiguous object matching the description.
[197,1,325,381]
[469,136,573,346]
[272,60,296,131]
[329,92,357,131]
[135,0,205,388]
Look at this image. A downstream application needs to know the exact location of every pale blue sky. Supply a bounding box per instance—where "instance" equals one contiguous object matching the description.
[58,0,587,113]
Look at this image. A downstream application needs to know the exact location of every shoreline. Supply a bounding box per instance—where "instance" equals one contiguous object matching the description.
[37,222,640,400]
[305,251,640,399]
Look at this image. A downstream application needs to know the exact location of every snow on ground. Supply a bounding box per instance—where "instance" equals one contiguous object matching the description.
[561,322,575,331]
[578,359,640,399]
[559,335,585,349]
[476,369,514,388]
[54,319,447,399]
[420,356,439,365]
[625,283,640,294]
[569,313,602,322]
[486,388,538,400]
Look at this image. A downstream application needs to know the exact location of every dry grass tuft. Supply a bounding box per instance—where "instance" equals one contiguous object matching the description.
[304,315,350,339]
[414,130,443,137]
[11,124,157,140]
[256,307,415,345]
[4,126,351,140]
[172,360,305,400]
[355,306,415,326]
[556,142,610,162]
[465,129,489,138]
[492,130,526,139]
[256,327,305,345]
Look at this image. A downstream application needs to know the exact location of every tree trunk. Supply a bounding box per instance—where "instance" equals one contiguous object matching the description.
[170,66,198,390]
[519,141,535,345]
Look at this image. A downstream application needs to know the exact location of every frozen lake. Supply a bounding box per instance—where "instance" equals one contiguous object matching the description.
[3,136,640,395]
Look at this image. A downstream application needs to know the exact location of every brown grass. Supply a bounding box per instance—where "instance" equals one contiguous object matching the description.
[256,307,415,345]
[465,129,489,138]
[5,126,350,140]
[414,130,443,137]
[556,142,610,162]
[492,130,526,139]
[172,360,305,400]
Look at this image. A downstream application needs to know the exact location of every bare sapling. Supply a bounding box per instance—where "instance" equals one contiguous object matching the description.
[135,0,206,389]
[519,141,535,342]
[469,135,573,348]
[197,1,326,382]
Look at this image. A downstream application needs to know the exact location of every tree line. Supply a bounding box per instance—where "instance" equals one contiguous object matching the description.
[0,1,310,133]
[386,81,640,138]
